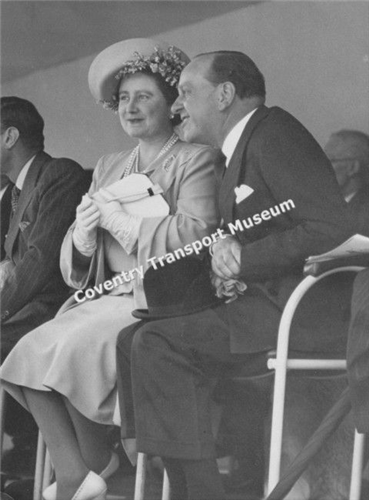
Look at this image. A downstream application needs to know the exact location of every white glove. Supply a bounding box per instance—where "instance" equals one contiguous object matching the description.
[93,190,142,254]
[73,194,100,256]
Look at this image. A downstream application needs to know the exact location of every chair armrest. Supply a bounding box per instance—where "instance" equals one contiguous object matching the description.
[304,254,369,277]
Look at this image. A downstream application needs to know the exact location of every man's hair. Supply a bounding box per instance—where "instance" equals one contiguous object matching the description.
[332,129,369,180]
[195,51,266,100]
[0,96,45,152]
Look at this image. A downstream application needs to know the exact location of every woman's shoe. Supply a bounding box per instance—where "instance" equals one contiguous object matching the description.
[43,453,119,500]
[71,471,106,500]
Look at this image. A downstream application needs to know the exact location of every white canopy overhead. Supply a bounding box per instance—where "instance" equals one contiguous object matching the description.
[1,0,251,82]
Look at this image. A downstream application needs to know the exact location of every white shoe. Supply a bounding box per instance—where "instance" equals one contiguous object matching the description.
[71,471,106,500]
[43,453,119,500]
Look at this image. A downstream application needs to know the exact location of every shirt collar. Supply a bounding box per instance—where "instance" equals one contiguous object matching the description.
[345,191,357,203]
[0,185,9,200]
[15,155,36,189]
[222,107,258,167]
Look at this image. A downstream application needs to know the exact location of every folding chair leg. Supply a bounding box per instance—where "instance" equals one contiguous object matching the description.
[349,431,366,500]
[267,360,288,493]
[34,432,47,500]
[162,469,170,500]
[134,452,148,500]
[0,385,6,455]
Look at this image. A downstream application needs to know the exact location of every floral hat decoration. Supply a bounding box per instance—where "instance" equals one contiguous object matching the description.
[88,38,190,111]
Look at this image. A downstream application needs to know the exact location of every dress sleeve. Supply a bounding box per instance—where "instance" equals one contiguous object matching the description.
[136,146,220,270]
[59,157,105,288]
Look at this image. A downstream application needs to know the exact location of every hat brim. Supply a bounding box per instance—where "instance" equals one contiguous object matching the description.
[131,295,222,320]
[88,38,190,105]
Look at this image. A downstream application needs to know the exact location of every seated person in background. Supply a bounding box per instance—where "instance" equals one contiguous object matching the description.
[0,39,219,500]
[0,96,88,358]
[324,129,369,235]
[0,173,13,260]
[0,96,88,483]
[347,267,369,436]
[116,50,355,500]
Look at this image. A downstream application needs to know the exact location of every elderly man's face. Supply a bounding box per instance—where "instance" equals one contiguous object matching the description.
[172,57,220,146]
[324,135,353,188]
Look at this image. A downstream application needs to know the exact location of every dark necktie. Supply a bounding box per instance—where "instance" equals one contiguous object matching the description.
[11,185,21,214]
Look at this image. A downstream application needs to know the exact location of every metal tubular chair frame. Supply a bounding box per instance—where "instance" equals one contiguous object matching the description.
[0,385,6,455]
[266,265,366,499]
[6,267,366,500]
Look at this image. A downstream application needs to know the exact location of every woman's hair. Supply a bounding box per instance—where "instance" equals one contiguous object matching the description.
[143,70,179,108]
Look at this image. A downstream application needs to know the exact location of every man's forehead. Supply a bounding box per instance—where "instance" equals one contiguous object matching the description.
[325,136,346,154]
[180,56,212,85]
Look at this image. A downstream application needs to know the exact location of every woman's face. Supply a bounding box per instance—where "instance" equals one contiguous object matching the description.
[118,73,172,141]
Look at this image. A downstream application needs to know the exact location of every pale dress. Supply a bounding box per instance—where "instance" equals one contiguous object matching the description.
[0,141,219,424]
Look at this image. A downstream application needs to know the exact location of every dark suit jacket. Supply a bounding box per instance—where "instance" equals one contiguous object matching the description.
[1,183,13,260]
[217,105,353,354]
[348,186,369,237]
[347,268,369,433]
[1,151,89,358]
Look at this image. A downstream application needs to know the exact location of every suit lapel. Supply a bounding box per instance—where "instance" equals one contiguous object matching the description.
[219,105,270,223]
[4,152,51,256]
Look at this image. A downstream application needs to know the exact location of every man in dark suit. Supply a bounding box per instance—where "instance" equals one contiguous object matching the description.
[116,52,353,500]
[324,129,369,236]
[0,96,89,359]
[0,96,89,484]
[0,174,13,260]
[325,130,369,432]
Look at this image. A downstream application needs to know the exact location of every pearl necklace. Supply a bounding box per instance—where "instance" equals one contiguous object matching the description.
[122,133,179,178]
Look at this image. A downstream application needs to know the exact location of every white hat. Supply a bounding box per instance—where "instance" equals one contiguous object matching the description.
[88,38,190,110]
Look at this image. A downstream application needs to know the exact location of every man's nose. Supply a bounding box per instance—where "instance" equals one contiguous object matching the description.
[171,96,183,115]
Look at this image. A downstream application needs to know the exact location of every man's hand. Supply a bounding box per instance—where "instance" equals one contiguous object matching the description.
[0,260,15,291]
[211,235,242,280]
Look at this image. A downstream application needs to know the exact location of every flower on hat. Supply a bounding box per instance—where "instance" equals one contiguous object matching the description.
[102,46,187,111]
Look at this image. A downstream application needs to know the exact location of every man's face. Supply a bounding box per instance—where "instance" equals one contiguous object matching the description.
[0,173,10,189]
[172,57,220,145]
[324,135,353,188]
[0,127,11,175]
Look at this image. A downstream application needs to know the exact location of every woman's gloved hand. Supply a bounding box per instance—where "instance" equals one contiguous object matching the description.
[93,189,142,254]
[72,194,100,256]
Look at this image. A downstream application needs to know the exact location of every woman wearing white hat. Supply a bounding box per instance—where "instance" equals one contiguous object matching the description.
[0,38,220,500]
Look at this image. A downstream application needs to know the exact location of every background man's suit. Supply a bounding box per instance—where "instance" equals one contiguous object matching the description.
[347,185,369,236]
[117,105,354,461]
[1,150,89,359]
[1,183,13,260]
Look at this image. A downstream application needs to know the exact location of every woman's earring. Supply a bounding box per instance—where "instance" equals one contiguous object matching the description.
[170,113,175,120]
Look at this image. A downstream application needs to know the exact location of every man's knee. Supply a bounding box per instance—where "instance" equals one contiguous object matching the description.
[116,320,144,357]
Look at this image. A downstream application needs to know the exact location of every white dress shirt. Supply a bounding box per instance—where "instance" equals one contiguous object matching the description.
[0,185,9,201]
[15,155,36,189]
[222,108,258,167]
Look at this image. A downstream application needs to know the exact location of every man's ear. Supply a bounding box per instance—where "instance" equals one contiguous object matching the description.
[3,127,20,149]
[347,159,361,177]
[217,82,236,111]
